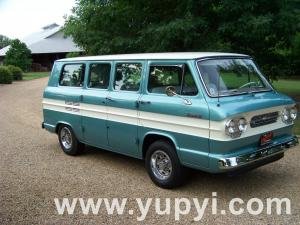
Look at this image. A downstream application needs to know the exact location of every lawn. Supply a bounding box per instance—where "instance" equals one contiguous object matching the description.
[23,72,50,81]
[272,79,300,96]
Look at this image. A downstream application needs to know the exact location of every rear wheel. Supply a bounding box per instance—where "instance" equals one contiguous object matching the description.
[145,140,185,188]
[58,125,84,155]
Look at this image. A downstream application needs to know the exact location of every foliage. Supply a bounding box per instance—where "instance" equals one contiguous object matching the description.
[291,32,300,75]
[0,66,13,84]
[115,63,142,90]
[64,0,300,78]
[0,35,11,49]
[7,65,23,80]
[66,52,81,58]
[4,39,32,72]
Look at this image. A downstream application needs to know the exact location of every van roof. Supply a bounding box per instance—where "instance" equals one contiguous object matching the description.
[57,52,249,62]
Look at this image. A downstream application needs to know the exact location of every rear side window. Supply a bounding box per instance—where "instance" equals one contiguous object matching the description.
[114,63,142,91]
[59,64,85,87]
[148,64,198,96]
[88,63,111,89]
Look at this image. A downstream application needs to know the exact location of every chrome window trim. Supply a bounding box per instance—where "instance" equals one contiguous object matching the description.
[86,62,111,90]
[112,62,143,93]
[58,63,86,88]
[195,57,274,98]
[146,63,199,96]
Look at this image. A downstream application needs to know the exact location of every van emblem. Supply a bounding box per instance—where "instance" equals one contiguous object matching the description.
[64,101,80,113]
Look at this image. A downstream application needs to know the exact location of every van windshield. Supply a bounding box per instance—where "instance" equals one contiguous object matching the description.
[197,58,272,97]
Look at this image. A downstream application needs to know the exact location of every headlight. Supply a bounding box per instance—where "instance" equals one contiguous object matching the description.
[281,106,297,124]
[225,117,247,138]
[238,118,247,132]
[281,108,290,123]
[290,106,297,120]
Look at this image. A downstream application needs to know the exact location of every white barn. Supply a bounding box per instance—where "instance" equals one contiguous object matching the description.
[0,23,83,70]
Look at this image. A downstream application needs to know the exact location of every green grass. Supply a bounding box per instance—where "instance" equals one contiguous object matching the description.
[23,72,50,81]
[272,79,300,96]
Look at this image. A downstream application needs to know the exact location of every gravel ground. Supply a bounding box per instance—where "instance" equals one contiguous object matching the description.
[0,78,300,225]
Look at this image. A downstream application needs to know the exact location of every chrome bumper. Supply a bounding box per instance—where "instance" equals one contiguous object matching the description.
[218,136,298,170]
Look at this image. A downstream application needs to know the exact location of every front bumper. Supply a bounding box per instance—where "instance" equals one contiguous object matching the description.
[218,136,298,170]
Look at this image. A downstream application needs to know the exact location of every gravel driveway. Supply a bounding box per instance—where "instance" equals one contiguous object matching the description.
[0,78,300,225]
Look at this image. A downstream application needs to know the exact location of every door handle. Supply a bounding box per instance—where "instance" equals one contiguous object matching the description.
[139,100,151,104]
[106,96,114,101]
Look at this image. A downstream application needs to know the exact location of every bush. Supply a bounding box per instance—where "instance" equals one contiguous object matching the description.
[7,65,23,80]
[0,66,13,84]
[4,39,32,72]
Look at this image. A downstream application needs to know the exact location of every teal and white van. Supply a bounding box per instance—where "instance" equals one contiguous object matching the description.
[42,53,298,188]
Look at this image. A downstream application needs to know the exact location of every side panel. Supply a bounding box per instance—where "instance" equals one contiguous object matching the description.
[43,61,85,140]
[43,87,83,139]
[80,61,112,149]
[106,91,140,157]
[106,61,145,158]
[81,89,109,148]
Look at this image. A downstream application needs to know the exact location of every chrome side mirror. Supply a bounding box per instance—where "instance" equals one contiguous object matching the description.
[165,86,192,105]
[165,86,176,97]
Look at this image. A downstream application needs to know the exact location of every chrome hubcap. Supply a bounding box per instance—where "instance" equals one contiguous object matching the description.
[150,150,172,180]
[60,127,72,150]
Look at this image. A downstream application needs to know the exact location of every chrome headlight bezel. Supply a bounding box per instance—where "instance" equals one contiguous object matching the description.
[225,117,248,138]
[281,106,297,124]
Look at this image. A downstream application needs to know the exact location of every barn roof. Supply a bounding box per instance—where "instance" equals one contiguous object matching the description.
[0,23,82,56]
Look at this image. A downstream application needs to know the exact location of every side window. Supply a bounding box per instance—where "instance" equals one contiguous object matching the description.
[59,64,85,87]
[148,65,198,96]
[182,68,198,96]
[114,63,142,91]
[88,63,111,89]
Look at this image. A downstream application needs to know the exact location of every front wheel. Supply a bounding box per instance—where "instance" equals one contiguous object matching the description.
[145,140,185,188]
[58,125,84,155]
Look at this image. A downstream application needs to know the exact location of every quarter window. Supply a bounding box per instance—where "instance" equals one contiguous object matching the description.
[148,65,198,96]
[59,64,85,87]
[114,63,142,91]
[88,63,111,89]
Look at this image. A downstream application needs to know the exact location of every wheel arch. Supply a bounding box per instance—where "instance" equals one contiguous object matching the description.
[55,121,74,134]
[141,131,179,159]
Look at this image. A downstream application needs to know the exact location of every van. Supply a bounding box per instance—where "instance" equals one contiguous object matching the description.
[42,52,298,188]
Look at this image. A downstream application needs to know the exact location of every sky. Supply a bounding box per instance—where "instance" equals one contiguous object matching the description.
[0,0,76,39]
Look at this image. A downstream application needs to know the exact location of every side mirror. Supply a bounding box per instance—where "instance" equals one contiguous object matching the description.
[165,86,192,105]
[165,86,177,97]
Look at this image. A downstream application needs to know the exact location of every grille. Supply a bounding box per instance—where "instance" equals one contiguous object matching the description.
[250,112,279,128]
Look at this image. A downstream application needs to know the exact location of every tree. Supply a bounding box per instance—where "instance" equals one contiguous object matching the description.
[4,39,32,72]
[64,0,300,77]
[66,52,81,58]
[0,35,11,49]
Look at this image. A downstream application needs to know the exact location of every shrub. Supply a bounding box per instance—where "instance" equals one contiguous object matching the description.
[7,65,23,80]
[4,39,32,72]
[66,52,81,58]
[0,66,13,84]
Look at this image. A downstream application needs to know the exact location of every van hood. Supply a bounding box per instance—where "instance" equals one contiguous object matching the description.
[207,91,295,121]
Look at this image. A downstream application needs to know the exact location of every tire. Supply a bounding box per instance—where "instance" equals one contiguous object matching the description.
[145,140,185,188]
[58,124,85,155]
